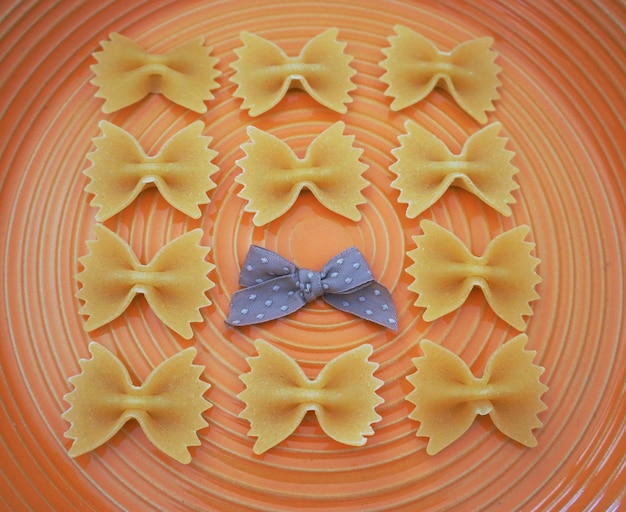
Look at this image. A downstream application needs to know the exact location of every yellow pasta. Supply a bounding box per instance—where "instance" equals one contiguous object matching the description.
[63,343,211,464]
[406,220,541,330]
[239,340,383,454]
[406,335,548,454]
[91,33,220,113]
[391,121,519,217]
[235,121,369,225]
[380,25,502,123]
[76,225,214,339]
[85,121,219,220]
[230,29,356,115]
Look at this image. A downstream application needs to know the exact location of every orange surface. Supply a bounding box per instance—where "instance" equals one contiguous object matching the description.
[0,1,624,511]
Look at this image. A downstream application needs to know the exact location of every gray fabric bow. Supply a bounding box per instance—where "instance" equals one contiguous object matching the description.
[226,246,398,330]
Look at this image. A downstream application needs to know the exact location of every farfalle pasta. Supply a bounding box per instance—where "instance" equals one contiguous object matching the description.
[239,340,383,454]
[85,121,219,220]
[407,220,541,330]
[230,29,356,115]
[76,225,214,339]
[406,335,548,454]
[391,121,519,217]
[235,121,369,225]
[91,33,220,113]
[379,25,502,123]
[63,342,211,464]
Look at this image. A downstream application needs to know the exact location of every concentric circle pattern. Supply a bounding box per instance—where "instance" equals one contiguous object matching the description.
[1,1,624,511]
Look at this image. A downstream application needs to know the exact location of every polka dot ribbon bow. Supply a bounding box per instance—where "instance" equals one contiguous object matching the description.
[226,246,398,330]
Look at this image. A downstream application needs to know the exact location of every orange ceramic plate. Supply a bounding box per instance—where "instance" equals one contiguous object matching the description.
[0,1,624,511]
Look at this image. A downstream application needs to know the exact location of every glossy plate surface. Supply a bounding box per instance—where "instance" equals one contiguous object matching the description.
[1,1,624,510]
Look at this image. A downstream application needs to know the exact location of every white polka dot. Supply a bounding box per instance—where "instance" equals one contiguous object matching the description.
[381,304,389,311]
[365,309,373,315]
[231,320,241,324]
[288,290,295,296]
[373,289,381,296]
[241,308,249,315]
[322,283,329,290]
[337,258,344,265]
[388,318,396,324]
[344,277,353,284]
[265,300,272,306]
[358,296,366,302]
[256,313,265,319]
[272,285,280,292]
[307,272,314,278]
[330,272,338,278]
[246,265,253,271]
[342,301,350,307]
[353,262,360,269]
[282,267,290,273]
[249,294,257,300]
[255,278,263,284]
[261,257,268,264]
[280,305,288,311]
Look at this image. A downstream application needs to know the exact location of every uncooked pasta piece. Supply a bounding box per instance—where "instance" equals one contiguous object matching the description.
[76,225,214,339]
[239,340,383,454]
[85,120,219,220]
[91,32,220,113]
[379,25,502,123]
[391,121,519,217]
[406,335,548,454]
[235,121,369,225]
[230,29,356,115]
[406,220,541,330]
[63,342,211,464]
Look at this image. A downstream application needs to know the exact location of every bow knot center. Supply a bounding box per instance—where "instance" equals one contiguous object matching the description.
[298,268,324,303]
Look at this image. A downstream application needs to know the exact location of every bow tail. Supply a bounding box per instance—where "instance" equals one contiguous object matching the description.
[299,28,356,113]
[390,120,460,218]
[235,126,303,226]
[133,348,211,464]
[230,32,292,116]
[63,343,135,457]
[76,224,140,331]
[314,344,383,447]
[143,229,214,339]
[239,340,312,454]
[461,123,519,216]
[481,225,542,330]
[325,282,398,330]
[407,221,476,321]
[305,121,369,222]
[406,340,481,454]
[379,26,441,111]
[91,33,155,113]
[158,37,220,113]
[84,121,149,221]
[484,335,548,447]
[155,121,219,218]
[447,37,502,123]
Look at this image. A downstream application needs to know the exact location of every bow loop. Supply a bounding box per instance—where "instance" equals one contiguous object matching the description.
[230,29,356,115]
[76,225,214,338]
[226,246,398,330]
[91,33,220,113]
[63,343,211,463]
[85,121,218,220]
[407,221,541,330]
[235,122,369,226]
[239,340,383,454]
[391,121,519,217]
[380,25,502,123]
[406,335,548,454]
